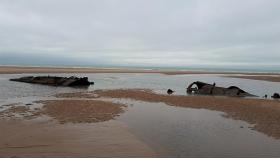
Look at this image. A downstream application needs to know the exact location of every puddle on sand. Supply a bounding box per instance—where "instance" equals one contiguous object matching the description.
[115,99,280,158]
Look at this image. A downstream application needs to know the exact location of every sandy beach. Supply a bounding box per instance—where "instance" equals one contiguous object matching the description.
[1,68,280,157]
[0,100,157,158]
[0,120,157,158]
[226,75,280,82]
[1,66,280,82]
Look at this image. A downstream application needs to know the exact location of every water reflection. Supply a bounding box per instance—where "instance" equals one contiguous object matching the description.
[117,100,280,158]
[1,73,280,101]
[1,73,280,157]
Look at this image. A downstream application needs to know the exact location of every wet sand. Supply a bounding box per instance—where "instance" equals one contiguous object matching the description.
[0,100,157,158]
[0,100,125,123]
[38,100,125,124]
[1,91,280,157]
[0,120,157,158]
[93,89,280,139]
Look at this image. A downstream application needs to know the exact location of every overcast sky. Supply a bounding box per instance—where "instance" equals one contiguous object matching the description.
[0,0,279,68]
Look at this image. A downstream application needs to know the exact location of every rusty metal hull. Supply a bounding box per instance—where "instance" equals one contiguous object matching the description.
[187,81,256,97]
[10,76,94,87]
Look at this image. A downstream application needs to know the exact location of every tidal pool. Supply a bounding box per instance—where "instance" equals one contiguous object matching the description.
[116,99,280,158]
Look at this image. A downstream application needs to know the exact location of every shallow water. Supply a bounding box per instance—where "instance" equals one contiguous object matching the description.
[117,100,280,158]
[1,73,280,157]
[1,73,280,101]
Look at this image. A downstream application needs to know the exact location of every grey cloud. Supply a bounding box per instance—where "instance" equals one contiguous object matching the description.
[0,0,279,68]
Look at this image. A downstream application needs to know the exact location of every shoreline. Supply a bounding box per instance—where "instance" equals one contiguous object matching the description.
[1,66,280,82]
[1,65,279,75]
[93,89,280,139]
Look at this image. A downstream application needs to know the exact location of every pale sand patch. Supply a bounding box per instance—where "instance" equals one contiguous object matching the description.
[226,75,280,82]
[94,89,280,139]
[55,91,98,98]
[1,66,279,77]
[0,66,181,74]
[0,120,157,158]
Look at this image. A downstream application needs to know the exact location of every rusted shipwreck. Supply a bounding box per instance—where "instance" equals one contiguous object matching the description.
[10,76,94,87]
[187,81,255,97]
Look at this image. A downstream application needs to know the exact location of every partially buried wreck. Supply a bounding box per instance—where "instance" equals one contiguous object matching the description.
[10,76,94,87]
[187,81,255,97]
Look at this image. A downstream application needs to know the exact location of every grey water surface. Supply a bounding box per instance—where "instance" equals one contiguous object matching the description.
[117,100,280,158]
[1,73,280,101]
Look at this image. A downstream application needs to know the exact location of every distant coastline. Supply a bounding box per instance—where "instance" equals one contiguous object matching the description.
[1,65,280,82]
[0,65,280,74]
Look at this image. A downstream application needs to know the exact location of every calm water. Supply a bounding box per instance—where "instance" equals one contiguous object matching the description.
[1,73,280,158]
[1,73,280,101]
[117,100,280,158]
